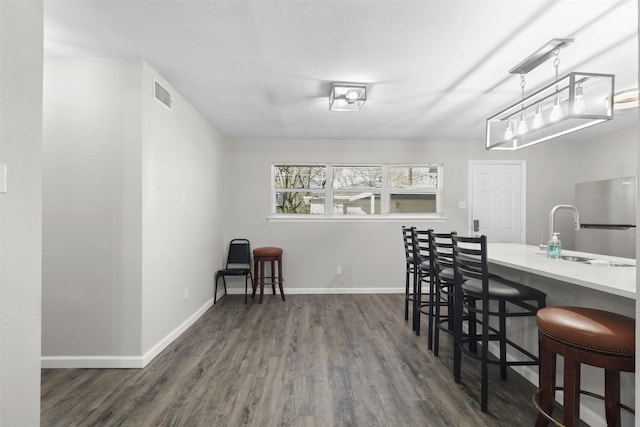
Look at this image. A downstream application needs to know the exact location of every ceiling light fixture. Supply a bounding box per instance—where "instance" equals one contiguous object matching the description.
[486,39,614,150]
[329,83,367,112]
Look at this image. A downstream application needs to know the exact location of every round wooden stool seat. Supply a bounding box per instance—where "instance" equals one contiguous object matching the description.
[253,247,283,257]
[537,306,634,356]
[252,247,285,304]
[533,306,635,427]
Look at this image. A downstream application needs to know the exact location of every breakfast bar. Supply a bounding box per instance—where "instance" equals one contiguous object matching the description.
[485,243,635,426]
[487,243,635,300]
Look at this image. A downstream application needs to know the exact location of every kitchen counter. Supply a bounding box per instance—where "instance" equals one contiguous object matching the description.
[484,243,635,427]
[487,243,636,300]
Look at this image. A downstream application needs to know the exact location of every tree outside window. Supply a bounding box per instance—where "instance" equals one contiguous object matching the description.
[274,165,325,214]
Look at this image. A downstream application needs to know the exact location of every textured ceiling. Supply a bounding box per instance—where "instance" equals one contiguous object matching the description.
[44,0,639,141]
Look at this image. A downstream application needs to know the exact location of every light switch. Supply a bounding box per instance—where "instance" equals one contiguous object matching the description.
[458,201,467,209]
[0,164,7,193]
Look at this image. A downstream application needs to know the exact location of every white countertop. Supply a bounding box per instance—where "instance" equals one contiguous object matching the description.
[487,243,636,300]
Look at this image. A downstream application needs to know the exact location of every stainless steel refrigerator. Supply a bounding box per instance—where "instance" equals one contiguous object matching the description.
[574,176,637,258]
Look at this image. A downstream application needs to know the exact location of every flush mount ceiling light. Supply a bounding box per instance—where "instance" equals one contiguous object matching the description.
[486,39,615,150]
[329,83,367,111]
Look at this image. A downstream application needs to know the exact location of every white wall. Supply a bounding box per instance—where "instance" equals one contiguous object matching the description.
[42,59,225,367]
[141,63,225,354]
[223,137,583,292]
[42,59,143,359]
[0,1,43,425]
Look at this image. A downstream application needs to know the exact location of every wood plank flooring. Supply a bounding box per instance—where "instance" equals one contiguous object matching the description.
[42,294,543,426]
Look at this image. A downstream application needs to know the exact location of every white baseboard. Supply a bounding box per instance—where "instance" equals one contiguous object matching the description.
[140,298,213,367]
[224,286,404,295]
[41,298,214,369]
[40,355,144,369]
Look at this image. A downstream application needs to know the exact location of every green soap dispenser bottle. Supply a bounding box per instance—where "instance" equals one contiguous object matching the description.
[547,232,561,259]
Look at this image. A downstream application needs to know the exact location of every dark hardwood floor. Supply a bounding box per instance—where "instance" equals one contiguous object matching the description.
[41,294,544,426]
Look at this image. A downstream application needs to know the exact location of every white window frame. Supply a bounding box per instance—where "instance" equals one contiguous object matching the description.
[271,163,327,215]
[329,164,383,215]
[270,163,445,221]
[386,164,443,215]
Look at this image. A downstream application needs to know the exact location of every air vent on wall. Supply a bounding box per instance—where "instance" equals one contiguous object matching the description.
[154,80,172,110]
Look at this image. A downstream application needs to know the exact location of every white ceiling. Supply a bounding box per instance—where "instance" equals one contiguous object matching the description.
[43,0,639,141]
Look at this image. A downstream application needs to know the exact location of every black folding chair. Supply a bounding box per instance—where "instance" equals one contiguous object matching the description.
[215,239,253,304]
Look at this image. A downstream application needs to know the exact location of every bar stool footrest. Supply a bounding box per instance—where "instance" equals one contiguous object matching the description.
[532,387,635,427]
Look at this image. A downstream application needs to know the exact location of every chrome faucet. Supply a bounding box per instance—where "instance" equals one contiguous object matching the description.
[549,204,581,242]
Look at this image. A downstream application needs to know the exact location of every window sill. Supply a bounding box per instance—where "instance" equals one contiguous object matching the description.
[267,214,448,223]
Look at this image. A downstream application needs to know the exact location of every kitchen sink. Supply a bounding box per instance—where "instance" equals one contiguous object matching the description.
[560,255,593,263]
[560,255,634,267]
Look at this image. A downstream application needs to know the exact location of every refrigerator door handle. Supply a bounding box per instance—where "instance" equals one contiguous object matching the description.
[580,224,636,230]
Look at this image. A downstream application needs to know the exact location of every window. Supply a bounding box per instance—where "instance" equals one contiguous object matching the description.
[387,166,439,214]
[274,165,326,214]
[332,166,382,214]
[272,163,443,217]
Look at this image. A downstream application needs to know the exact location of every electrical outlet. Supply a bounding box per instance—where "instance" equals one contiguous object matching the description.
[184,288,189,301]
[336,265,343,275]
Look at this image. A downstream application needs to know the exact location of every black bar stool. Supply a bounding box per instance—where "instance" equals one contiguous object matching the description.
[428,231,456,357]
[411,228,433,340]
[401,226,419,330]
[452,234,546,413]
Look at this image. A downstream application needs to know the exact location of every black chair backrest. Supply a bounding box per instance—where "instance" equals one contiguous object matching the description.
[411,228,432,265]
[429,231,456,276]
[227,239,251,267]
[451,234,488,284]
[402,226,415,264]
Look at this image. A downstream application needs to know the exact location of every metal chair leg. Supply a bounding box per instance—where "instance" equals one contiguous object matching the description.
[214,275,219,304]
[244,275,248,304]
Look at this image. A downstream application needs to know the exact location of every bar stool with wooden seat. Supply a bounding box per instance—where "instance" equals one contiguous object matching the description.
[534,306,635,427]
[252,246,285,304]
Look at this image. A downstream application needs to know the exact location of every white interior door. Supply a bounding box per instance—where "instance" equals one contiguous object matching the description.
[469,161,525,243]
